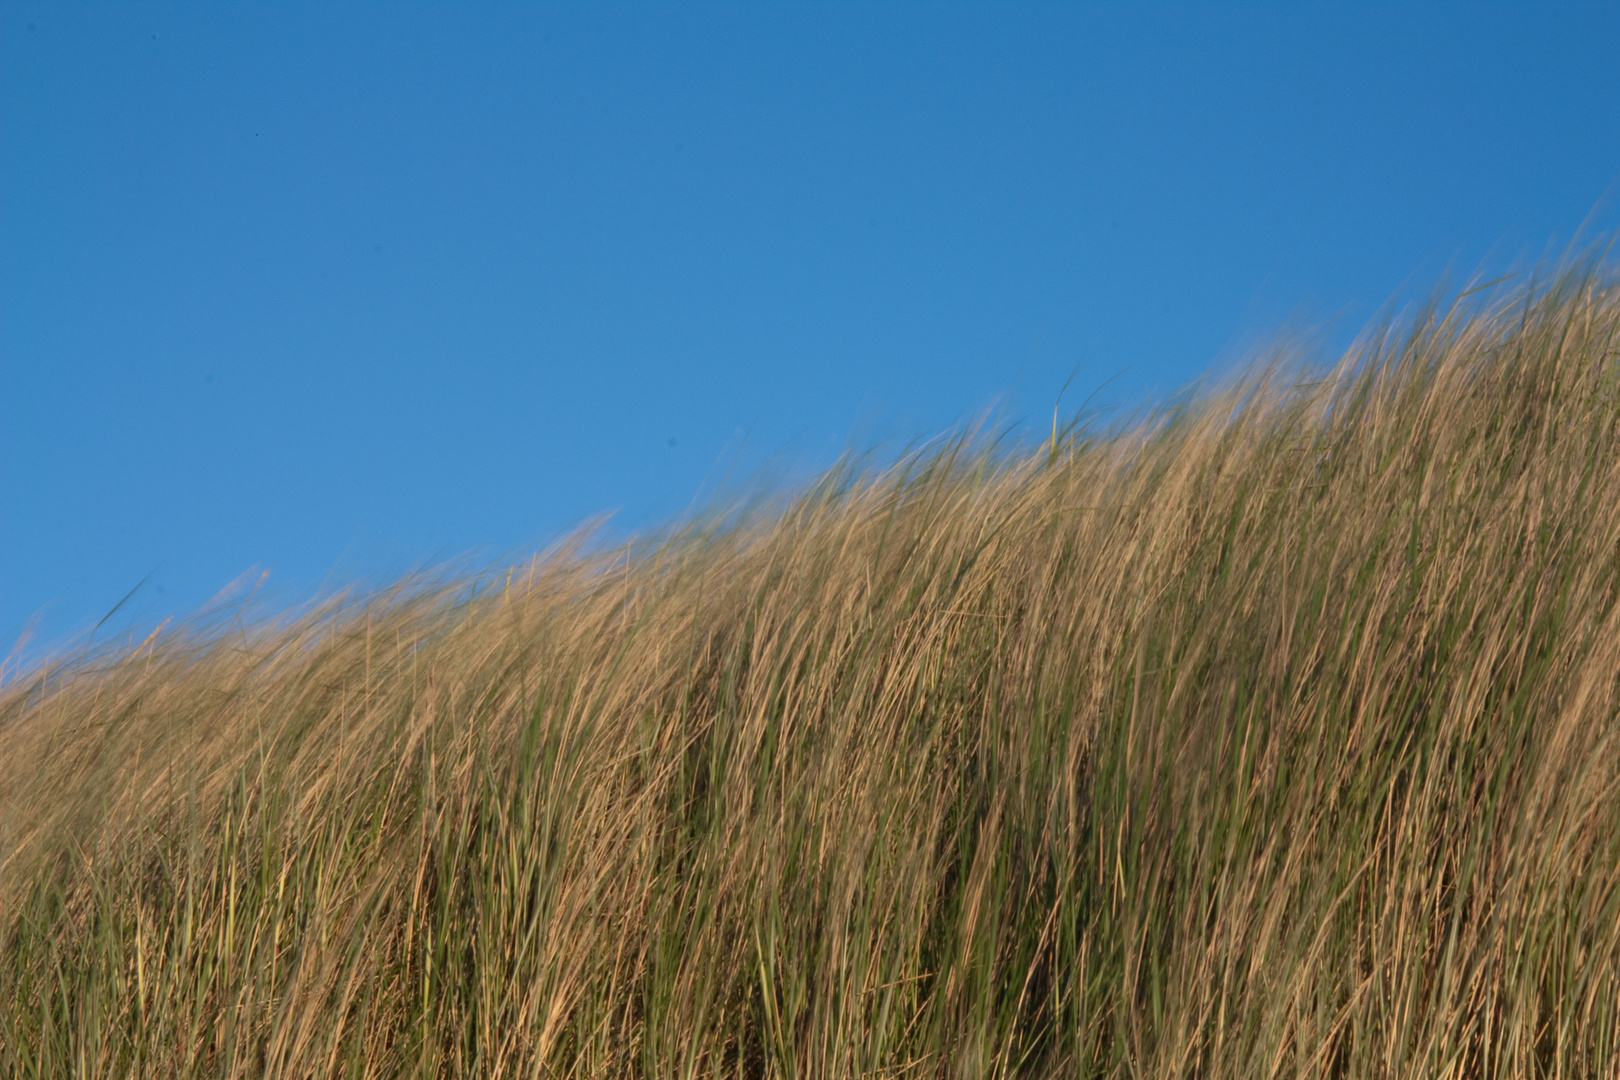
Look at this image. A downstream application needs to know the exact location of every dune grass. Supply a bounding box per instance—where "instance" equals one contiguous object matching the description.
[4,258,1620,1079]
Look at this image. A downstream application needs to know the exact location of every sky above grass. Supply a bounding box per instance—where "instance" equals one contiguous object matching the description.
[4,2,1619,672]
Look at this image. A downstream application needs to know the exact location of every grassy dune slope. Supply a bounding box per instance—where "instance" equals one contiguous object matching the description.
[4,261,1620,1079]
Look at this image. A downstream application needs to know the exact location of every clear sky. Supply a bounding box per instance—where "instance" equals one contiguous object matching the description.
[4,3,1619,672]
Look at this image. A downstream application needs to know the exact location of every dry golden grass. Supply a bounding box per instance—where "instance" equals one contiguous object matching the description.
[3,257,1619,1078]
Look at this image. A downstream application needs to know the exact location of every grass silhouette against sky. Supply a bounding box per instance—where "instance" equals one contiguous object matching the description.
[4,262,1617,1077]
[5,3,1619,668]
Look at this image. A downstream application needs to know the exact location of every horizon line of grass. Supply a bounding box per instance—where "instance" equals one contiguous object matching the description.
[3,253,1620,1078]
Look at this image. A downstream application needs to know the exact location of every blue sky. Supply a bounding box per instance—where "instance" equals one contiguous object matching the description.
[4,3,1619,671]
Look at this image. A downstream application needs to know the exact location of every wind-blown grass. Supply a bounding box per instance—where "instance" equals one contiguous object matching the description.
[3,257,1619,1079]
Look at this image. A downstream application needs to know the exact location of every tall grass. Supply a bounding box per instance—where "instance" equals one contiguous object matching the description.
[4,258,1619,1079]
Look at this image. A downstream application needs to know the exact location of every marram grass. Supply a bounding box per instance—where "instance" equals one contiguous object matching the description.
[4,261,1620,1080]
